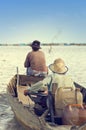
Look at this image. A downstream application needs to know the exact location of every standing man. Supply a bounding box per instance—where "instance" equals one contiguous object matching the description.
[24,40,48,76]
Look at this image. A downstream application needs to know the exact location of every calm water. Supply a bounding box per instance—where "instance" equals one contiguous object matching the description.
[0,45,86,130]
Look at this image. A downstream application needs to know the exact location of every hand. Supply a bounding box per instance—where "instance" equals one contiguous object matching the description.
[43,90,48,95]
[24,90,29,96]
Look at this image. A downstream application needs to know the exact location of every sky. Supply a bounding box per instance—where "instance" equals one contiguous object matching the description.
[0,0,86,44]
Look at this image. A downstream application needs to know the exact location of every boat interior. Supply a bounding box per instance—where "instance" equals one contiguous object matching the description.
[7,74,86,127]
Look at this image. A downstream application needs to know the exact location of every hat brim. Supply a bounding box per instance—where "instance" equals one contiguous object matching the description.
[49,64,68,74]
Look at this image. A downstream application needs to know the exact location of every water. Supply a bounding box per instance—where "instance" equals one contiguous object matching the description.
[0,45,86,130]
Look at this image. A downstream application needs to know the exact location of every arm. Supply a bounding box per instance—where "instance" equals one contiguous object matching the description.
[24,80,47,96]
[24,76,52,96]
[24,53,30,68]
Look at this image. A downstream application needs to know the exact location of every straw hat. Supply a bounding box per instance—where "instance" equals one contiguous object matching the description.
[49,58,68,74]
[30,40,41,49]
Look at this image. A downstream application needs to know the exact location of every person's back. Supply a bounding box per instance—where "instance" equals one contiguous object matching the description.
[52,74,75,90]
[25,50,47,72]
[24,40,48,76]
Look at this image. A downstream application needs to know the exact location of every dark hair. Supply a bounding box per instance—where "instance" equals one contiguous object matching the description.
[32,40,40,46]
[32,46,39,51]
[31,40,41,49]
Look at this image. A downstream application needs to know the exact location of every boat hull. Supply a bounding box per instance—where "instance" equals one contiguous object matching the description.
[7,75,86,130]
[7,91,44,130]
[7,90,72,130]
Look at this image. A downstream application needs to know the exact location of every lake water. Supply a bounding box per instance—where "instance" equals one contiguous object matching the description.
[0,45,86,130]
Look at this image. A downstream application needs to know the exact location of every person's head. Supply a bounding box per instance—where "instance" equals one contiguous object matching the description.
[30,40,41,51]
[49,58,68,74]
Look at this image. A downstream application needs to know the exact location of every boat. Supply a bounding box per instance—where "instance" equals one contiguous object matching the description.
[7,73,86,130]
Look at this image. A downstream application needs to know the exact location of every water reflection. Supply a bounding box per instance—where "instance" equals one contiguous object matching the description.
[0,93,24,130]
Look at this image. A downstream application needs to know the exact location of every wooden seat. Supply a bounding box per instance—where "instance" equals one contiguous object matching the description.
[18,75,45,86]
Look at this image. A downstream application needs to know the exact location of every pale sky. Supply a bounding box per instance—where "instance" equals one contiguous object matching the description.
[0,0,86,44]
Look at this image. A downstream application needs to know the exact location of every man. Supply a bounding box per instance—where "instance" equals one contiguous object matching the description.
[24,40,48,76]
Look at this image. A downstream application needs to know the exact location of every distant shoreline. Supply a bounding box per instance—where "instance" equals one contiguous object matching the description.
[0,43,86,46]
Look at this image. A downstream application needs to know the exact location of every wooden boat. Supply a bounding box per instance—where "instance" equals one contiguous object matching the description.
[7,74,86,130]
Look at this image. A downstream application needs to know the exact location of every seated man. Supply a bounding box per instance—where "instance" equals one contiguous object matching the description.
[24,40,48,77]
